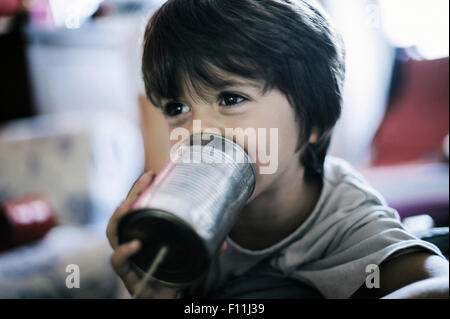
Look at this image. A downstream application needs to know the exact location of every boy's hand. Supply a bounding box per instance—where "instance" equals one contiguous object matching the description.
[106,171,178,299]
[106,171,228,298]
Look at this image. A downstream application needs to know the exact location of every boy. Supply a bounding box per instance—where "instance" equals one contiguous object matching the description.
[106,0,449,299]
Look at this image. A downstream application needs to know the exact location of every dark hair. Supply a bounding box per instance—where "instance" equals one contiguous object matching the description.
[142,0,345,180]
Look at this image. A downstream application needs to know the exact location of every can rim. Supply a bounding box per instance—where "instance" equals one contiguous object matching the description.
[188,133,257,197]
[118,208,211,288]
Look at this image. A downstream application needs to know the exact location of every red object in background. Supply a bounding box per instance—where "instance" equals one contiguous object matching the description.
[373,57,449,166]
[0,0,22,16]
[0,194,57,251]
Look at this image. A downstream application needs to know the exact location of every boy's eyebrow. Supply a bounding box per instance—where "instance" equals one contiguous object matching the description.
[219,79,264,91]
[159,79,266,105]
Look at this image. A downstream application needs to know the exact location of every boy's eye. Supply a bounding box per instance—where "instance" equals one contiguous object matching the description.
[218,92,247,107]
[163,102,191,117]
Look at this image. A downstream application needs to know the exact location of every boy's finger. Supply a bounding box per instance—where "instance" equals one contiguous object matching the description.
[126,171,155,203]
[106,199,132,249]
[110,240,141,277]
[218,241,228,256]
[106,171,155,249]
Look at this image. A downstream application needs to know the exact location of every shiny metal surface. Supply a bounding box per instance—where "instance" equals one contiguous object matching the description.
[118,133,255,286]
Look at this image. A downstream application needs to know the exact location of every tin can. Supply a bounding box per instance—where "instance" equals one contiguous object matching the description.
[117,133,256,287]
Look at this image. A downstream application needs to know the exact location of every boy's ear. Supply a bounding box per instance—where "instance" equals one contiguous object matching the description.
[309,127,320,144]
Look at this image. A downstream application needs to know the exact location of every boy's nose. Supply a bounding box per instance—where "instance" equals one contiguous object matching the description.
[185,120,226,137]
[184,108,226,137]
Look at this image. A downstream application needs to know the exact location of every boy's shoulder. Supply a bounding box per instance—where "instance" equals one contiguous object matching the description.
[319,156,393,217]
[323,155,375,190]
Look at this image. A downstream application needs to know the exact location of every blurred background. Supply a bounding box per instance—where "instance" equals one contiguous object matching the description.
[0,0,448,298]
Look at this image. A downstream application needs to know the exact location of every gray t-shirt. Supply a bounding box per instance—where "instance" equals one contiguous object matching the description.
[194,156,445,299]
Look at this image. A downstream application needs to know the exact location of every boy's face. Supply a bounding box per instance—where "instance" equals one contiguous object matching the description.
[159,73,310,201]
